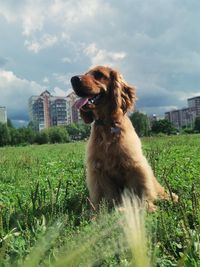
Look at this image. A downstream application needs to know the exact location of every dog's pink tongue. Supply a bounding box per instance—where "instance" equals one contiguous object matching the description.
[74,97,89,109]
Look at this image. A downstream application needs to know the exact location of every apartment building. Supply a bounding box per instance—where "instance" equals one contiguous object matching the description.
[29,90,67,130]
[165,95,200,129]
[66,91,81,124]
[188,96,200,115]
[50,97,68,126]
[0,106,7,124]
[29,90,81,130]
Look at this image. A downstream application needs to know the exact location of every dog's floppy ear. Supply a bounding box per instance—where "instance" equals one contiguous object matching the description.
[121,81,136,112]
[110,70,136,119]
[80,109,94,124]
[109,70,123,120]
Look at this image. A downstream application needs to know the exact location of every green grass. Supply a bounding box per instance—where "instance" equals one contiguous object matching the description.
[0,135,199,266]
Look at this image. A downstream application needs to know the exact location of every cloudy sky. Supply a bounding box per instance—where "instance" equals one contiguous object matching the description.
[1,0,200,125]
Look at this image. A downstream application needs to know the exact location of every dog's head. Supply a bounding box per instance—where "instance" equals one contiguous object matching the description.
[71,66,136,124]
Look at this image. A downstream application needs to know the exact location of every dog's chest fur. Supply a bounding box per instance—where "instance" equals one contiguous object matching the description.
[87,123,132,175]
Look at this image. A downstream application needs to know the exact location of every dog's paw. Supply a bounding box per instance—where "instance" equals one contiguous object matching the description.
[146,201,157,213]
[159,191,179,203]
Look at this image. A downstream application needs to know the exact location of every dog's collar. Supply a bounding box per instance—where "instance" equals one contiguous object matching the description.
[94,119,107,126]
[94,119,121,135]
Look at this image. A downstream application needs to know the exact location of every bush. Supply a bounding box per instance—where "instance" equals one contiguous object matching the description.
[151,119,176,135]
[66,123,90,140]
[0,123,11,146]
[194,116,200,132]
[34,130,49,144]
[48,126,70,143]
[181,127,194,134]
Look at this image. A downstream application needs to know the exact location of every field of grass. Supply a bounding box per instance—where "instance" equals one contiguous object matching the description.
[0,135,199,266]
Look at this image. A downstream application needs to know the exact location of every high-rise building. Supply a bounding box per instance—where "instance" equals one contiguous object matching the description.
[188,96,200,115]
[50,97,68,126]
[29,90,81,130]
[179,108,195,128]
[0,106,7,124]
[165,95,200,129]
[29,90,68,130]
[66,92,81,124]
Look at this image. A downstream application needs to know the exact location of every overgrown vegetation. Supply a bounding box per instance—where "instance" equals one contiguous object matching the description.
[0,122,90,147]
[0,135,199,266]
[194,115,200,133]
[1,113,200,147]
[151,119,177,135]
[129,111,150,137]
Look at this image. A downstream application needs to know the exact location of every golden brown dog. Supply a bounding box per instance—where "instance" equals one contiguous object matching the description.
[71,66,177,210]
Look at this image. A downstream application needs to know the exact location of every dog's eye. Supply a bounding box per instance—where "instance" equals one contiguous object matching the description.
[93,71,105,80]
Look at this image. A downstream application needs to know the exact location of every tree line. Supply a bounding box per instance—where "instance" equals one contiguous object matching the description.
[130,112,200,137]
[0,113,200,147]
[0,121,90,147]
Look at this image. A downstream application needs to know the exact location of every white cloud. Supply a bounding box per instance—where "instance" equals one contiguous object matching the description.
[0,0,110,44]
[0,1,45,35]
[53,73,70,85]
[178,92,200,101]
[61,57,71,63]
[43,77,49,83]
[143,106,179,117]
[52,86,66,96]
[0,70,43,120]
[24,34,58,53]
[85,43,126,67]
[22,4,45,36]
[0,2,19,22]
[49,0,105,25]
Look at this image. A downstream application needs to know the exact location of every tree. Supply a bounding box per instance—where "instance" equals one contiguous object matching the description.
[27,121,35,130]
[129,112,149,137]
[65,123,91,140]
[21,127,36,144]
[194,116,200,132]
[66,123,80,140]
[7,118,14,128]
[0,123,11,146]
[151,119,175,135]
[77,123,91,139]
[10,128,22,145]
[34,130,49,144]
[48,126,69,143]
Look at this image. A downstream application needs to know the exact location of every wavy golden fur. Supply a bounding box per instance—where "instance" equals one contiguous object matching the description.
[71,66,178,210]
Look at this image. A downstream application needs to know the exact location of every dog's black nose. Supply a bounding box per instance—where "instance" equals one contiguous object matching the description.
[71,76,82,87]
